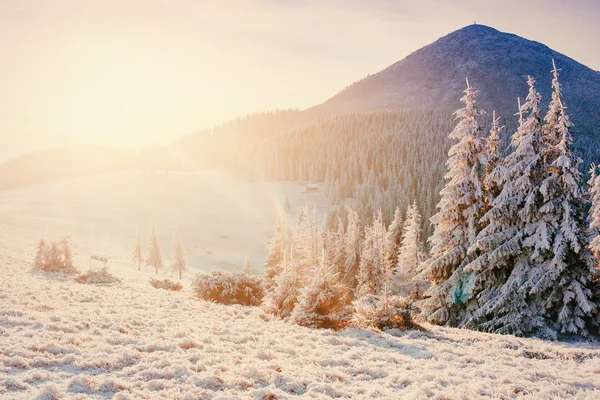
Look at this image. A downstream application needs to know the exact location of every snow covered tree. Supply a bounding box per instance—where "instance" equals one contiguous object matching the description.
[484,110,504,199]
[588,164,600,258]
[60,236,74,271]
[340,207,361,289]
[291,263,353,330]
[146,224,164,275]
[356,210,389,297]
[132,228,143,271]
[263,217,287,290]
[385,207,403,274]
[263,260,303,320]
[394,202,426,297]
[33,239,47,270]
[243,258,252,275]
[170,231,187,279]
[46,242,62,271]
[421,79,489,325]
[293,205,320,280]
[529,63,598,337]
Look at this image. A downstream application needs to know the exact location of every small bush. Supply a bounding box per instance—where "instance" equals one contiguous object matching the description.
[193,271,263,306]
[353,294,416,330]
[291,268,353,330]
[76,268,121,285]
[150,278,183,291]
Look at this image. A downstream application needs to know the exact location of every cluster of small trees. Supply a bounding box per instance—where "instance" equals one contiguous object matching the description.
[261,204,425,330]
[33,237,78,274]
[132,224,188,279]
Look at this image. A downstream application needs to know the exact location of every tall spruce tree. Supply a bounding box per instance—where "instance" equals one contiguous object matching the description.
[394,202,426,297]
[421,79,489,325]
[263,217,287,290]
[356,210,388,297]
[588,164,600,258]
[385,207,404,275]
[529,63,598,337]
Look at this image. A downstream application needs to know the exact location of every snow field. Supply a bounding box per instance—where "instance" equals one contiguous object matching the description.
[1,253,600,399]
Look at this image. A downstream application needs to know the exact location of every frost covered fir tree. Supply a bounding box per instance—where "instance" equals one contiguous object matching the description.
[356,210,389,297]
[588,164,600,258]
[243,258,252,275]
[263,217,287,291]
[291,261,353,330]
[60,236,74,271]
[530,64,597,337]
[132,228,143,271]
[341,207,361,289]
[421,79,489,324]
[385,207,403,274]
[170,231,187,279]
[33,239,47,270]
[262,255,303,320]
[146,224,164,275]
[484,111,504,200]
[293,205,320,280]
[394,202,426,298]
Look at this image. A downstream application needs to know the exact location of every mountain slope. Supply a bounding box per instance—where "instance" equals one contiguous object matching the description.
[313,25,600,151]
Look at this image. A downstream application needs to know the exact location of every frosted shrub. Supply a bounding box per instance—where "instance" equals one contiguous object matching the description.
[353,294,415,330]
[150,278,183,291]
[193,271,264,306]
[291,269,353,330]
[33,237,78,275]
[262,264,302,320]
[76,268,121,285]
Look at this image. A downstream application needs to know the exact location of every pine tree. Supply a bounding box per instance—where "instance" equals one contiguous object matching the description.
[421,79,489,325]
[34,239,47,270]
[170,231,187,279]
[485,110,504,200]
[60,236,74,270]
[291,258,353,330]
[132,228,143,271]
[263,217,287,290]
[588,164,600,258]
[341,207,361,289]
[356,210,388,297]
[243,258,252,275]
[146,224,164,275]
[263,259,302,320]
[385,207,403,274]
[394,202,426,297]
[529,62,598,337]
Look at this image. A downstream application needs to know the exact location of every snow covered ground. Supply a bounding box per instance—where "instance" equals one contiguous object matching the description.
[2,171,600,399]
[2,252,600,399]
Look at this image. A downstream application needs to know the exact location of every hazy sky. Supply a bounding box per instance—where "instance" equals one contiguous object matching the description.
[1,0,599,160]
